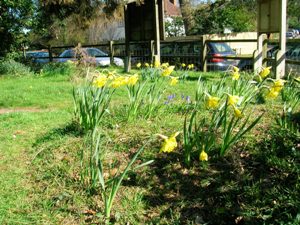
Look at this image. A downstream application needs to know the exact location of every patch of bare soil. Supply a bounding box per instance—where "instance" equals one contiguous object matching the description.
[0,107,45,114]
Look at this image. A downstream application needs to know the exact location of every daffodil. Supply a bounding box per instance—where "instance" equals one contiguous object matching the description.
[110,76,127,88]
[233,66,240,72]
[227,94,240,106]
[187,64,194,70]
[206,95,220,109]
[233,106,243,118]
[160,132,180,153]
[154,60,160,68]
[265,88,279,99]
[199,149,208,161]
[272,79,285,92]
[145,63,150,67]
[161,62,169,69]
[259,66,272,79]
[182,63,186,68]
[127,74,139,86]
[93,76,108,88]
[107,71,116,80]
[162,66,175,77]
[232,71,240,80]
[136,62,141,68]
[170,77,178,86]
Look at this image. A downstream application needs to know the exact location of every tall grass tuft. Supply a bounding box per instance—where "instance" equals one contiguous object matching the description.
[0,59,32,76]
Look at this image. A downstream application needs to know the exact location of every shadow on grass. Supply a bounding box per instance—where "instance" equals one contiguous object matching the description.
[32,120,84,148]
[128,129,300,225]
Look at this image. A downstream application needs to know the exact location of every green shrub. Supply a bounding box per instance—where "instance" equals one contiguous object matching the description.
[0,59,32,76]
[41,62,75,76]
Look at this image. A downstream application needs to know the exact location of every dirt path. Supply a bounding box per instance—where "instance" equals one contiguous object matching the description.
[0,107,45,115]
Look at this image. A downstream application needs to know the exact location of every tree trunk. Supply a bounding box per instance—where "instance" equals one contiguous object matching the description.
[178,0,194,35]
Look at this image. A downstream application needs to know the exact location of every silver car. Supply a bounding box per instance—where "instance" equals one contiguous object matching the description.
[57,47,124,67]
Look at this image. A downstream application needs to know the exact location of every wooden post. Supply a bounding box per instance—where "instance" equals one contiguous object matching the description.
[109,41,114,66]
[201,35,207,72]
[253,33,264,73]
[262,36,268,67]
[275,0,287,78]
[124,5,131,72]
[150,40,155,63]
[48,46,53,62]
[153,0,161,64]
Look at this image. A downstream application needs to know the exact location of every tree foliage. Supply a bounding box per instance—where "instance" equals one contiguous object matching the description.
[0,0,34,56]
[288,0,300,28]
[191,0,256,35]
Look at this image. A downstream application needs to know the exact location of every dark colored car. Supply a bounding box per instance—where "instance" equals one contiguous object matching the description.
[26,51,50,63]
[159,41,238,71]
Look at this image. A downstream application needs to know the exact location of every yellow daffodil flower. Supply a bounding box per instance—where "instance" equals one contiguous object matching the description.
[233,66,240,72]
[227,94,240,106]
[154,60,160,68]
[233,106,243,118]
[187,64,194,70]
[182,63,186,68]
[110,76,127,88]
[170,77,178,86]
[272,79,285,92]
[259,66,272,79]
[127,74,139,86]
[145,63,150,67]
[160,132,180,153]
[93,76,108,88]
[232,71,240,80]
[206,96,220,109]
[107,71,116,80]
[266,88,279,99]
[161,62,169,69]
[136,62,141,68]
[199,149,208,161]
[162,66,175,76]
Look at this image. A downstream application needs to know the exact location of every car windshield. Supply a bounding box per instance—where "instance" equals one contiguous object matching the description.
[60,50,75,58]
[211,43,233,53]
[86,48,107,57]
[60,48,107,57]
[26,51,49,58]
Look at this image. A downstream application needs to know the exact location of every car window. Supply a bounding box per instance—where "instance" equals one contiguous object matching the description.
[210,43,233,53]
[60,50,75,58]
[290,47,300,59]
[87,48,107,57]
[36,52,49,57]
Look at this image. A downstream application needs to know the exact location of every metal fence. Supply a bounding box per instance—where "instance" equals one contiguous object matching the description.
[27,36,300,75]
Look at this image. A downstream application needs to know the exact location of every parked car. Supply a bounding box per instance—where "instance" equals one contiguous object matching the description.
[159,41,239,71]
[26,51,50,63]
[57,47,124,67]
[286,32,294,39]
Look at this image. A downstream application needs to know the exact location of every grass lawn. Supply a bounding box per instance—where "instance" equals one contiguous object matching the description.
[0,66,299,225]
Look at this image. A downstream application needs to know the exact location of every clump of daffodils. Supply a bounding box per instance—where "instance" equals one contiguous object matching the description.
[158,132,180,153]
[187,64,194,70]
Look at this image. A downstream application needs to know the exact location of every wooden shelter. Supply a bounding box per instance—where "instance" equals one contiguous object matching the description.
[124,0,165,71]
